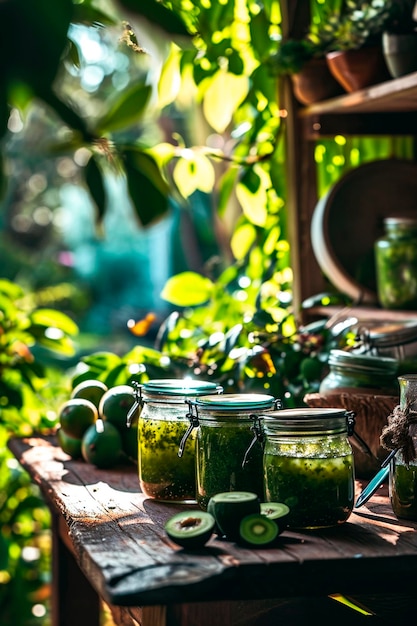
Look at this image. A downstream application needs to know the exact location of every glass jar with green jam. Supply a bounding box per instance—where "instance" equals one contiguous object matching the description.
[135,379,222,503]
[181,394,277,510]
[260,408,355,530]
[319,349,398,396]
[390,374,417,520]
[375,217,417,310]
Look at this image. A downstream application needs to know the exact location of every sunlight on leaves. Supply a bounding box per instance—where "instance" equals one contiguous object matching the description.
[161,271,214,306]
[173,151,215,197]
[203,71,249,133]
[231,223,256,260]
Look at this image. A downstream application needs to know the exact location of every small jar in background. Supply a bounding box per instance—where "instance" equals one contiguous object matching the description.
[390,374,417,520]
[260,408,355,530]
[375,217,417,310]
[319,349,399,396]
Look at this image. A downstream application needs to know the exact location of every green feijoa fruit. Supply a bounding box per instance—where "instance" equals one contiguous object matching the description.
[81,419,123,469]
[260,502,290,535]
[59,398,98,439]
[239,514,279,547]
[165,511,215,549]
[98,385,135,431]
[57,427,82,459]
[71,379,108,410]
[207,491,260,541]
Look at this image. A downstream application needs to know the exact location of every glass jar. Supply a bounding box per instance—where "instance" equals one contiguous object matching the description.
[261,408,355,530]
[182,393,277,510]
[375,217,417,310]
[389,374,417,520]
[319,349,398,396]
[135,379,222,503]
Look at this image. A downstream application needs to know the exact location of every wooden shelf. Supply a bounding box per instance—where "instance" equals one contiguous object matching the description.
[307,305,417,324]
[298,72,417,138]
[301,71,417,116]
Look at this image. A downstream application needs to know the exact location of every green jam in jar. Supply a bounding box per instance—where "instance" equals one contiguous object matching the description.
[139,416,196,501]
[390,460,417,520]
[262,408,355,530]
[264,452,354,529]
[375,217,417,310]
[196,420,264,510]
[187,394,276,511]
[137,379,222,503]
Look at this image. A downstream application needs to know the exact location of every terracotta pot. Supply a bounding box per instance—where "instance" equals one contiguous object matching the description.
[326,46,391,92]
[382,31,417,78]
[290,57,344,105]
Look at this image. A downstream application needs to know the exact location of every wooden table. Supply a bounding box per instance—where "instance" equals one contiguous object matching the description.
[8,435,417,626]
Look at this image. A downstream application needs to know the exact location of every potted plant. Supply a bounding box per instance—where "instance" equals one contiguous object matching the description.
[382,0,417,77]
[270,38,343,105]
[314,1,396,92]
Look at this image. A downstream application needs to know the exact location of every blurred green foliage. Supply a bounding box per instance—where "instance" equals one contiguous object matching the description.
[0,279,77,625]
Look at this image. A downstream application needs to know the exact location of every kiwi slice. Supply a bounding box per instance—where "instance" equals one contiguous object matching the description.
[207,491,260,541]
[239,514,278,547]
[260,502,290,535]
[164,511,215,549]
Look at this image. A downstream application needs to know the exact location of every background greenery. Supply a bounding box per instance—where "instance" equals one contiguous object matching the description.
[0,1,413,624]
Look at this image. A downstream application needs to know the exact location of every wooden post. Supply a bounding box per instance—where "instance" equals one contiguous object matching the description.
[279,0,326,320]
[51,513,101,626]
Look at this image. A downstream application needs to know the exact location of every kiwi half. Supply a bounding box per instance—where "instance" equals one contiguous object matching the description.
[239,514,278,546]
[165,511,215,549]
[260,502,290,535]
[207,491,260,541]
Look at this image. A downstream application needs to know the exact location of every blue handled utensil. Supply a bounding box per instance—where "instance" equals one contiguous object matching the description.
[354,448,397,508]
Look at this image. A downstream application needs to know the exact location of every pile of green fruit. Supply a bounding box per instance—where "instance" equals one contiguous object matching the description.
[57,379,138,469]
[165,492,290,549]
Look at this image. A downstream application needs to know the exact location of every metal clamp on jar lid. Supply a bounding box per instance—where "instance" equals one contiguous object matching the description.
[259,407,353,435]
[254,407,373,460]
[355,320,417,361]
[127,379,222,426]
[178,393,279,456]
[319,349,399,397]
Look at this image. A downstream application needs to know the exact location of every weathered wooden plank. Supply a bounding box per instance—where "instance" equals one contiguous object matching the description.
[8,435,417,609]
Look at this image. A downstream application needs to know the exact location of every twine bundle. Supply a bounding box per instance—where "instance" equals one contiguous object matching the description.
[380,403,417,465]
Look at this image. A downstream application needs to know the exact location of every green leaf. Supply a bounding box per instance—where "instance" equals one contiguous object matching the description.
[161,272,214,307]
[102,363,132,388]
[173,153,215,198]
[0,279,24,300]
[249,9,274,61]
[94,84,152,135]
[85,156,106,224]
[29,310,78,336]
[122,148,170,226]
[0,0,73,92]
[71,3,118,27]
[81,351,122,372]
[117,0,192,38]
[203,71,249,133]
[231,223,257,260]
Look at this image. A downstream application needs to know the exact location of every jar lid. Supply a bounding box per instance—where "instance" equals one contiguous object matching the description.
[358,320,417,349]
[328,349,398,374]
[384,216,417,227]
[194,393,275,411]
[261,408,349,435]
[142,379,221,397]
